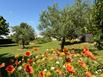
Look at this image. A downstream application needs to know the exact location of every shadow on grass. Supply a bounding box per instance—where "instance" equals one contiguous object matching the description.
[0,53,9,57]
[0,44,17,47]
[0,53,15,77]
[0,53,14,64]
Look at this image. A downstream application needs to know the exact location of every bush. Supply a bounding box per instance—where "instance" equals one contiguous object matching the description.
[0,39,15,44]
[34,37,51,44]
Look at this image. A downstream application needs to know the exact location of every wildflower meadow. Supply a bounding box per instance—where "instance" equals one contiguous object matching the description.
[0,47,103,77]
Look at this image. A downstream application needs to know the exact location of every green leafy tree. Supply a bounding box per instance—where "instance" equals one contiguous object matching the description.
[39,1,92,51]
[93,0,103,49]
[12,22,35,48]
[0,16,9,37]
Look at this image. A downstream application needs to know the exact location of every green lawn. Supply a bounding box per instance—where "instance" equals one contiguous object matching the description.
[0,41,103,63]
[0,41,60,56]
[0,41,93,54]
[0,44,25,56]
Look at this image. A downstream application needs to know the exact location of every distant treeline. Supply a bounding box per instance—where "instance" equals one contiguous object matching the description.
[0,39,15,44]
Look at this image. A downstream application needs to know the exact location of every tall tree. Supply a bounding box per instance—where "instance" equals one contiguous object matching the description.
[39,1,91,51]
[94,0,103,49]
[0,16,9,37]
[12,22,35,48]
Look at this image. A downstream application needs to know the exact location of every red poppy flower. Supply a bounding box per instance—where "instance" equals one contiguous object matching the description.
[39,71,45,77]
[24,64,33,74]
[0,63,5,68]
[5,65,15,74]
[63,48,68,52]
[78,59,86,68]
[82,47,96,60]
[66,58,72,63]
[66,64,75,74]
[25,51,31,57]
[28,59,33,64]
[85,72,92,77]
[15,60,20,66]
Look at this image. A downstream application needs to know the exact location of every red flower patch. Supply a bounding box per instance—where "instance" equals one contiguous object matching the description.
[5,65,15,74]
[24,64,33,74]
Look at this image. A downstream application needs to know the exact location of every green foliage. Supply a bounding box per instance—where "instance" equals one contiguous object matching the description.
[35,37,52,44]
[94,0,103,49]
[39,1,93,40]
[38,0,93,50]
[0,16,9,36]
[11,22,35,48]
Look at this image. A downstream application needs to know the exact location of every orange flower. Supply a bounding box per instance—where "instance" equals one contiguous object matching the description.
[66,57,72,63]
[85,72,92,77]
[82,47,96,60]
[28,59,33,64]
[0,63,5,68]
[59,52,65,56]
[33,47,39,51]
[78,59,86,68]
[63,48,68,52]
[46,71,52,77]
[39,71,45,77]
[66,64,75,74]
[44,51,48,57]
[24,64,33,74]
[15,54,19,59]
[15,60,20,66]
[5,65,15,74]
[55,67,63,75]
[25,51,31,57]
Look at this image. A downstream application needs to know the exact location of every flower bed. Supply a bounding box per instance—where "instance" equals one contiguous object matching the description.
[0,47,103,77]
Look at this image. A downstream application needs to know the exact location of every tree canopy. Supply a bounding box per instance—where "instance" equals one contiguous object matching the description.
[94,0,103,49]
[11,22,35,48]
[39,0,92,51]
[0,16,9,36]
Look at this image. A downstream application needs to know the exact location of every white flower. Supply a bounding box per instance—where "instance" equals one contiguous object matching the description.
[42,58,45,61]
[51,67,55,70]
[95,71,98,74]
[17,66,22,71]
[42,54,44,57]
[22,59,24,61]
[56,61,59,64]
[19,61,21,63]
[63,65,65,68]
[35,56,38,58]
[33,62,35,64]
[44,69,47,71]
[46,49,49,51]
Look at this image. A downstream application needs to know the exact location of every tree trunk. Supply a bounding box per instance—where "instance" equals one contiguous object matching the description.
[61,36,65,52]
[22,39,25,49]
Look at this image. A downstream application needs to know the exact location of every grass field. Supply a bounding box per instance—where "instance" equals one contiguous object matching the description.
[0,41,103,63]
[0,41,103,77]
[0,41,59,55]
[0,41,93,54]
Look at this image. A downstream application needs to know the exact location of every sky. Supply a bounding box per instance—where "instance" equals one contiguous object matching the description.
[0,0,75,32]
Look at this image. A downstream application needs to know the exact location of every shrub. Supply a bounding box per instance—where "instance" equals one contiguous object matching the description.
[35,37,51,44]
